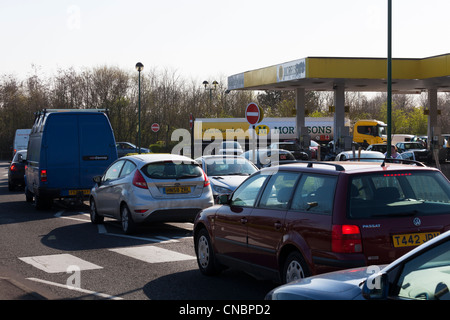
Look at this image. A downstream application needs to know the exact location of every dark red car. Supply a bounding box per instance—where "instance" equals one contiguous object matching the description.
[193,160,450,284]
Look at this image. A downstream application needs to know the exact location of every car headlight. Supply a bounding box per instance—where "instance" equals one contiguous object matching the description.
[213,185,232,194]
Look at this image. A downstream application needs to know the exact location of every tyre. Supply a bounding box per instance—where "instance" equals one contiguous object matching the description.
[25,187,33,203]
[34,194,52,210]
[195,228,220,276]
[121,204,136,234]
[89,198,104,224]
[282,251,309,284]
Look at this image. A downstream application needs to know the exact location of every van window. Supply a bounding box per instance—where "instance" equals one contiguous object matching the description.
[290,174,337,215]
[258,172,300,209]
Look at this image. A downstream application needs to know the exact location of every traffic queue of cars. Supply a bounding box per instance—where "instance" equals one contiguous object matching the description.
[7,116,450,301]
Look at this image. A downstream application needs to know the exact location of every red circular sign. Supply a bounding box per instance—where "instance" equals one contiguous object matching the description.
[246,103,261,125]
[151,123,160,132]
[189,113,194,129]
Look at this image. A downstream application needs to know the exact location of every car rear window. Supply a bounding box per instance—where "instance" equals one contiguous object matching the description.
[142,161,203,179]
[348,171,450,219]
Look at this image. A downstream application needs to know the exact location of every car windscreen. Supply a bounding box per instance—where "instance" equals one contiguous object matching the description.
[205,158,257,176]
[348,171,450,219]
[141,161,203,179]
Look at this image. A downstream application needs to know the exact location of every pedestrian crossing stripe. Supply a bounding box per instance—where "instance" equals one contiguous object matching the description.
[109,245,195,264]
[19,254,103,273]
[19,245,195,274]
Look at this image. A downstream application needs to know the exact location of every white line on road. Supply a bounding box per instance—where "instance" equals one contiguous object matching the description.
[97,224,180,243]
[19,253,103,273]
[109,245,195,264]
[26,277,123,300]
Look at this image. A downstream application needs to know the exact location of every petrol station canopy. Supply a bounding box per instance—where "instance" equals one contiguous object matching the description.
[227,53,450,93]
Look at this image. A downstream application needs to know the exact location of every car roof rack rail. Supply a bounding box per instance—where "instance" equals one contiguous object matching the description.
[381,158,427,167]
[285,160,346,172]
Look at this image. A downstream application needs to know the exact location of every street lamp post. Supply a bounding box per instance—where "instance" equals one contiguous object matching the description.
[136,62,144,154]
[203,80,218,108]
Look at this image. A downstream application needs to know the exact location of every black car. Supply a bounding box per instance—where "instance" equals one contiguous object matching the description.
[8,150,27,191]
[395,142,431,163]
[241,148,296,168]
[116,142,151,158]
[269,142,309,160]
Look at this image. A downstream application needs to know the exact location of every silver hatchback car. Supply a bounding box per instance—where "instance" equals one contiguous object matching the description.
[89,154,214,234]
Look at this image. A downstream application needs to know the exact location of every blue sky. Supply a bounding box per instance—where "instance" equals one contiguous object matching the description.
[1,0,448,83]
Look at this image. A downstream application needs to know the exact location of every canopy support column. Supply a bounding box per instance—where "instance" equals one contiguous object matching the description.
[295,88,309,150]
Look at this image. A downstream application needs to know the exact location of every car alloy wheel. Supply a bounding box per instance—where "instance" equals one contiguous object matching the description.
[197,235,210,269]
[283,251,308,284]
[121,204,136,234]
[195,228,220,276]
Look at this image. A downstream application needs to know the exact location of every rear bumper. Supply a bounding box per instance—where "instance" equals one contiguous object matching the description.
[130,195,214,223]
[142,208,202,223]
[33,186,90,200]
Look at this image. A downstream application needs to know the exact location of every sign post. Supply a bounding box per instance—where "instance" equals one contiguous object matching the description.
[189,113,194,158]
[245,103,263,164]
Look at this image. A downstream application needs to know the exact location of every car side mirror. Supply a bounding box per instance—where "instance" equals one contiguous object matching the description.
[362,272,388,300]
[217,194,230,205]
[93,175,103,184]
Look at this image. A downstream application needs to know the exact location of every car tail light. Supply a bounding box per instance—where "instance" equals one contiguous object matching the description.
[40,169,47,182]
[10,164,17,171]
[332,225,362,253]
[202,169,210,187]
[132,170,148,189]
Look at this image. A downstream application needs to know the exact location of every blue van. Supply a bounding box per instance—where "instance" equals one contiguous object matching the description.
[25,109,117,209]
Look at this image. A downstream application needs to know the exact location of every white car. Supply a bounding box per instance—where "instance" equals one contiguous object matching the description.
[89,154,214,234]
[195,155,258,200]
[218,141,244,155]
[335,150,385,162]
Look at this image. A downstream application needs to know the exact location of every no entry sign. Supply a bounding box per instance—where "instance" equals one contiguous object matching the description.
[245,103,263,125]
[151,123,160,132]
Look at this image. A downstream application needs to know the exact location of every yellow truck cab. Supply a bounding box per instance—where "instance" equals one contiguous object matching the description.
[353,120,387,148]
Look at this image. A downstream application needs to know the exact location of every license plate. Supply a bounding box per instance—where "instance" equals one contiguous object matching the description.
[165,186,191,194]
[69,189,91,196]
[392,232,440,248]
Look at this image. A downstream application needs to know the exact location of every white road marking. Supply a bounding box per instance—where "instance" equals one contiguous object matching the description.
[97,224,180,243]
[109,245,195,264]
[56,210,190,243]
[19,253,103,273]
[27,277,123,300]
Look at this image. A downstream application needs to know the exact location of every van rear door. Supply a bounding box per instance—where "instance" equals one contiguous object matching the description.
[78,113,117,193]
[44,113,80,194]
[44,112,117,196]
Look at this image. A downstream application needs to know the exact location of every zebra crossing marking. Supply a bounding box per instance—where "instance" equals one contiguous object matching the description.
[109,245,195,264]
[19,253,103,273]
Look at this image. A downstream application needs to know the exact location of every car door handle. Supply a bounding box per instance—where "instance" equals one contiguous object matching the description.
[274,221,282,230]
[240,217,248,224]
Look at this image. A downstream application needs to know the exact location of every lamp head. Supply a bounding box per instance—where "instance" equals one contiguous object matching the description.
[135,62,144,72]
